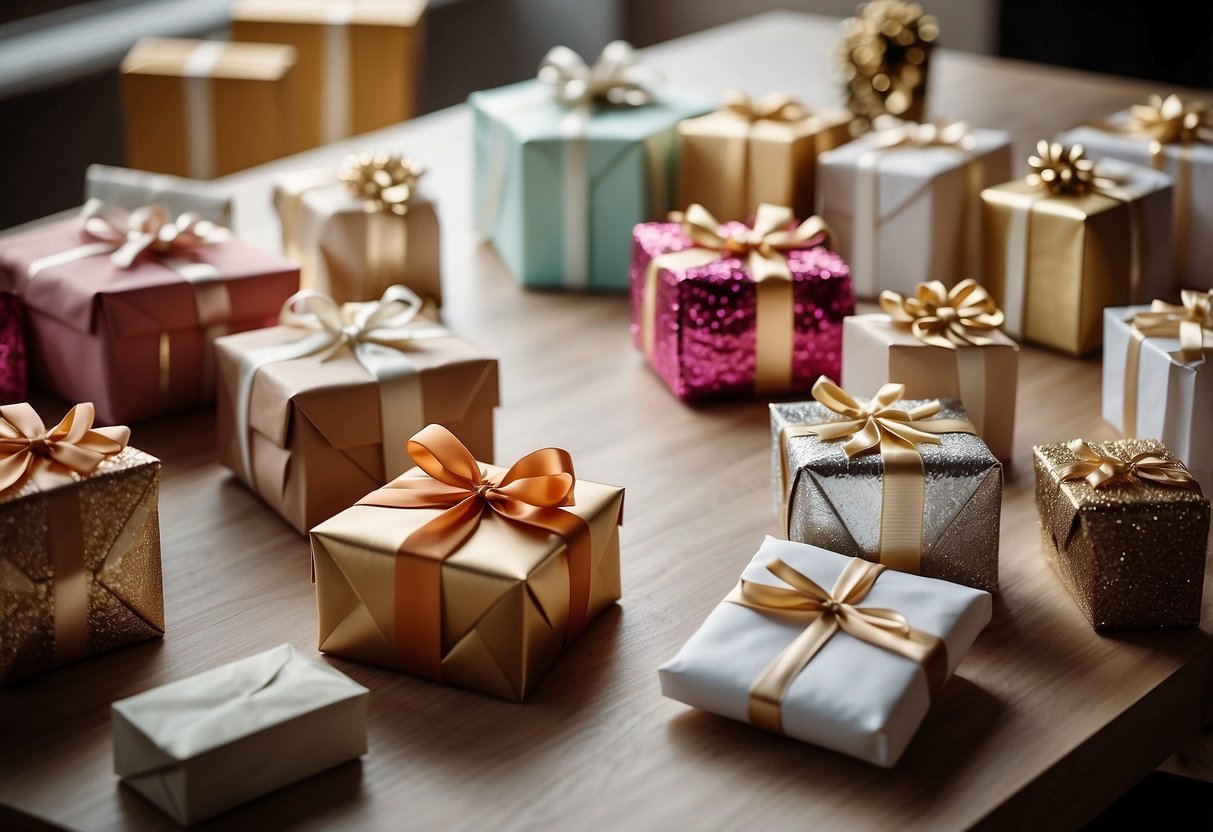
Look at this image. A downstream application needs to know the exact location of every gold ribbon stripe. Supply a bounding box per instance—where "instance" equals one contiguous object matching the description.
[1123,290,1213,435]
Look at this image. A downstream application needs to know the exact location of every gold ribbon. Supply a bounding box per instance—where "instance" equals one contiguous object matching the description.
[1055,439,1201,492]
[355,424,593,681]
[779,377,976,573]
[337,150,424,217]
[726,556,947,734]
[1122,290,1213,435]
[641,203,831,394]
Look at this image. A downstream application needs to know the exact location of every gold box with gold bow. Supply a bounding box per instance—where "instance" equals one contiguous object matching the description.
[0,403,162,685]
[772,377,1001,592]
[1034,438,1209,631]
[981,144,1174,356]
[310,424,625,701]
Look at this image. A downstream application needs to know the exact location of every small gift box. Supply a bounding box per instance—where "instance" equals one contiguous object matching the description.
[1102,292,1213,491]
[216,286,498,535]
[677,91,852,220]
[311,424,625,701]
[1034,438,1209,630]
[842,280,1018,462]
[0,292,26,404]
[834,0,937,129]
[85,164,234,227]
[658,536,991,767]
[630,203,854,401]
[0,201,300,425]
[121,37,297,179]
[274,151,442,307]
[1056,94,1213,293]
[772,377,1001,592]
[0,403,162,685]
[232,0,426,153]
[113,644,368,825]
[816,119,1012,299]
[470,41,711,291]
[981,143,1174,355]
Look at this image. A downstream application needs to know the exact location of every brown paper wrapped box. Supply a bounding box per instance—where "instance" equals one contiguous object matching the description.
[1034,438,1209,631]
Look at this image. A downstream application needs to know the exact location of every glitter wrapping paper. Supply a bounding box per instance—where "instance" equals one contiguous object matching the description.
[629,220,854,401]
[1034,439,1210,631]
[0,292,27,404]
[0,446,163,685]
[771,397,1001,592]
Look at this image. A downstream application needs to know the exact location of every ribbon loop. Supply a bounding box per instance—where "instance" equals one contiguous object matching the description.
[1122,93,1213,146]
[538,40,658,108]
[1131,289,1213,364]
[338,150,424,217]
[722,90,807,123]
[869,116,976,151]
[0,403,129,495]
[880,279,1005,349]
[1056,439,1201,492]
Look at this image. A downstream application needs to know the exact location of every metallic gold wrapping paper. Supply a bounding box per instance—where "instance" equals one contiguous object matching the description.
[1034,439,1210,631]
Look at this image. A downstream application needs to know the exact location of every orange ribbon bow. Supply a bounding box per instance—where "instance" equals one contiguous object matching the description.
[879,279,1006,349]
[0,402,130,494]
[1055,439,1200,492]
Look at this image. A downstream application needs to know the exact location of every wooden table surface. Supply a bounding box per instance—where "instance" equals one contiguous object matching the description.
[3,11,1213,832]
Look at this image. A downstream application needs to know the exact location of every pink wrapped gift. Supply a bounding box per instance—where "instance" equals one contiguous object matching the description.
[0,292,26,404]
[630,203,854,401]
[0,203,299,424]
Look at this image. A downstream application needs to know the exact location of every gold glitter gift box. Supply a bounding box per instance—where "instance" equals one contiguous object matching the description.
[1034,438,1210,631]
[0,403,163,685]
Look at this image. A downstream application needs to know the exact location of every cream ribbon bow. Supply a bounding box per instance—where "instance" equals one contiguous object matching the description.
[1131,289,1213,364]
[1055,439,1200,492]
[0,402,129,494]
[537,40,658,108]
[869,116,976,151]
[722,90,807,123]
[879,279,1005,349]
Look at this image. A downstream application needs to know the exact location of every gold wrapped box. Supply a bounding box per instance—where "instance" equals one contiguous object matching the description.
[120,37,297,180]
[1034,438,1209,631]
[311,425,625,701]
[0,403,162,685]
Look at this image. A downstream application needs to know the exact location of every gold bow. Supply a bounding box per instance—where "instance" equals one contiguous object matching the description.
[0,402,129,494]
[869,116,976,150]
[1125,94,1213,147]
[1131,290,1213,364]
[879,279,1005,348]
[537,40,658,108]
[337,150,425,217]
[835,0,938,128]
[1026,141,1122,195]
[79,200,229,269]
[1055,439,1200,492]
[678,202,832,280]
[727,557,947,734]
[722,90,807,123]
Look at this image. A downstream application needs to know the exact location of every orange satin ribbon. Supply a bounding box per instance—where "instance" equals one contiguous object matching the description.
[1122,290,1213,435]
[1055,438,1200,492]
[356,424,593,681]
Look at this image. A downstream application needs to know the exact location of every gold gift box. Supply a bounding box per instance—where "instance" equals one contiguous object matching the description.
[121,37,297,180]
[231,0,426,153]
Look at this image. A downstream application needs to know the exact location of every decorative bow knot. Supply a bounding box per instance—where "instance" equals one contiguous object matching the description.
[538,40,658,108]
[879,279,1005,348]
[0,403,130,494]
[277,284,437,361]
[679,203,832,283]
[1026,141,1122,195]
[803,377,956,458]
[338,150,424,216]
[80,200,228,269]
[1125,94,1212,147]
[870,116,976,150]
[1055,439,1200,492]
[1131,289,1213,363]
[722,90,807,123]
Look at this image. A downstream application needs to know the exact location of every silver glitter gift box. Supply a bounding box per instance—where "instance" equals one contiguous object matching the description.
[771,395,1002,592]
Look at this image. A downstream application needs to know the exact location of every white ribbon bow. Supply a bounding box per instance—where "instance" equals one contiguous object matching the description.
[537,40,659,108]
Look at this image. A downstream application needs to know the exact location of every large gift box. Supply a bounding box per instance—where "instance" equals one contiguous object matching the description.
[772,377,1001,592]
[0,202,299,425]
[677,91,852,220]
[216,287,497,535]
[232,0,426,153]
[1056,94,1213,292]
[981,144,1174,355]
[274,151,442,307]
[1102,293,1213,490]
[121,37,297,180]
[842,280,1018,462]
[311,425,625,701]
[630,203,854,401]
[0,403,162,686]
[85,164,233,227]
[113,644,368,825]
[1034,438,1209,630]
[470,41,711,291]
[0,291,26,404]
[658,536,991,767]
[815,119,1011,299]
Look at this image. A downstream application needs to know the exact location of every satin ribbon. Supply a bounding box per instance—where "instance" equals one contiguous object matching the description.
[779,377,976,574]
[356,424,593,680]
[725,557,947,734]
[182,41,223,180]
[641,203,831,394]
[1055,439,1200,492]
[322,0,354,143]
[0,402,130,666]
[1122,290,1213,434]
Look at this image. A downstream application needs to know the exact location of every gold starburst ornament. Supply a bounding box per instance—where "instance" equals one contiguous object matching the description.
[836,0,938,131]
[1026,141,1097,195]
[338,151,425,216]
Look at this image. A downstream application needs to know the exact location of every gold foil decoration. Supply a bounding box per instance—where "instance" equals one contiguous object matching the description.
[836,0,938,130]
[879,279,1004,348]
[338,151,425,217]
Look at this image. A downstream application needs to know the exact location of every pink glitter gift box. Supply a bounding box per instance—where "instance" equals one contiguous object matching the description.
[630,206,854,401]
[0,292,26,404]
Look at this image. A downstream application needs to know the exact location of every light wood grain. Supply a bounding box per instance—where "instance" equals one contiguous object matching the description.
[2,12,1212,831]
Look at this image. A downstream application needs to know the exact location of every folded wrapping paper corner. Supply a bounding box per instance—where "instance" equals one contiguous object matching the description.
[658,536,991,767]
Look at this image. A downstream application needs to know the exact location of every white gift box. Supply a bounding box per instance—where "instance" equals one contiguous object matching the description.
[1102,306,1212,489]
[112,644,368,825]
[85,164,234,227]
[658,537,991,767]
[815,128,1012,299]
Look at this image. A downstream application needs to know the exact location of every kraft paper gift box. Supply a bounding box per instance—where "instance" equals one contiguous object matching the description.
[0,403,162,686]
[815,120,1012,299]
[121,37,296,180]
[1034,438,1210,631]
[113,644,368,825]
[216,288,498,535]
[842,280,1018,462]
[0,203,299,425]
[981,146,1174,355]
[232,0,426,154]
[658,536,991,767]
[0,292,26,404]
[274,152,442,307]
[676,91,853,220]
[470,41,712,291]
[772,378,1002,592]
[86,164,234,227]
[310,424,625,701]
